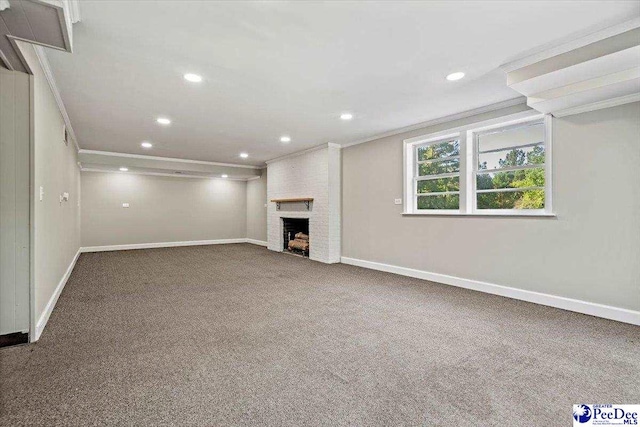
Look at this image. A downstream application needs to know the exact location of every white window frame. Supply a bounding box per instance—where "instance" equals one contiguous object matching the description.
[411,134,461,214]
[403,111,553,217]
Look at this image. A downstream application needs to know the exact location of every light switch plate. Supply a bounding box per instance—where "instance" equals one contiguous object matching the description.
[122,203,130,208]
[39,186,44,201]
[394,198,402,205]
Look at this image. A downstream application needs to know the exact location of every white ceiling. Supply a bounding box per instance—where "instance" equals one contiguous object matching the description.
[46,1,639,166]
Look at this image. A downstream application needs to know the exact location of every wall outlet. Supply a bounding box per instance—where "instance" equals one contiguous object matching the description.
[122,203,130,208]
[394,198,402,205]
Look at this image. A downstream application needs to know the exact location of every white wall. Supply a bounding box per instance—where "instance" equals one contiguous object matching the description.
[19,44,82,335]
[81,172,247,247]
[246,170,267,243]
[342,102,640,313]
[0,68,30,336]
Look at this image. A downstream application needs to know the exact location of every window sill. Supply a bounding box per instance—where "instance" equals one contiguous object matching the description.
[402,211,556,218]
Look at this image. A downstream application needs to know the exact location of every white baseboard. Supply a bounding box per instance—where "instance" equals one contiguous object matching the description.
[341,256,640,326]
[246,239,268,247]
[81,238,248,253]
[34,248,81,341]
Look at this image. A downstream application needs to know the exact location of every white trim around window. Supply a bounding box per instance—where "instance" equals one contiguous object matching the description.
[403,111,554,217]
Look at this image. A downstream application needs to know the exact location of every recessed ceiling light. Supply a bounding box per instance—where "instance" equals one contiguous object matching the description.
[221,174,228,178]
[141,141,153,148]
[184,73,202,83]
[340,113,353,120]
[280,136,291,143]
[446,72,465,81]
[119,167,128,172]
[239,152,249,158]
[156,117,171,125]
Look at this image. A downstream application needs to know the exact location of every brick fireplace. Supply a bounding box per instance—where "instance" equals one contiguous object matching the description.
[266,143,341,263]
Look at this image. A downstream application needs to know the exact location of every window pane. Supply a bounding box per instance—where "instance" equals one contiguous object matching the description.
[417,194,459,210]
[418,158,460,176]
[417,177,459,193]
[478,144,545,171]
[477,189,545,210]
[476,167,544,190]
[417,139,459,161]
[477,122,544,170]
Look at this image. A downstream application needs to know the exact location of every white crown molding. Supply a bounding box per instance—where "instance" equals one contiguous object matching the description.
[61,0,81,51]
[501,17,640,73]
[340,97,528,149]
[548,92,640,118]
[264,142,340,164]
[80,167,251,181]
[341,256,640,326]
[78,149,262,170]
[66,0,81,24]
[32,45,80,151]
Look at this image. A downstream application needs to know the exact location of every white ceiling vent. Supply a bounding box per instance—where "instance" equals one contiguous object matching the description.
[502,18,640,117]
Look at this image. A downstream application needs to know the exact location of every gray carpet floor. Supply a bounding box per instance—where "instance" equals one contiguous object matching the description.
[1,244,638,426]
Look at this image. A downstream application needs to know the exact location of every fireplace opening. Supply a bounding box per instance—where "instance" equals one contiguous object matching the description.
[282,218,309,257]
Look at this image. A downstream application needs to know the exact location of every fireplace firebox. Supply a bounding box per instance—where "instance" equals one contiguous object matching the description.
[282,218,309,257]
